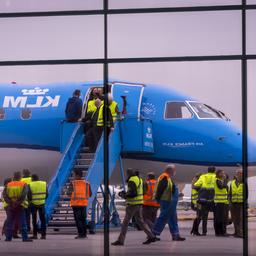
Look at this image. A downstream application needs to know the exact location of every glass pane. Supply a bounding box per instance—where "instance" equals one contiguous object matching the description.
[247,10,256,54]
[0,0,102,12]
[248,60,256,256]
[0,15,104,61]
[0,64,104,254]
[108,11,241,58]
[165,102,193,119]
[109,0,241,9]
[247,0,256,4]
[109,61,243,255]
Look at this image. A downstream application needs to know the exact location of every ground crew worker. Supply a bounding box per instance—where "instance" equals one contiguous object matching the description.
[152,164,185,241]
[230,169,244,238]
[108,94,120,122]
[69,169,92,239]
[214,169,229,236]
[112,168,156,246]
[96,96,114,139]
[193,166,216,236]
[65,89,83,122]
[1,178,12,238]
[88,98,102,152]
[21,169,32,233]
[3,172,32,242]
[28,174,48,239]
[142,172,160,231]
[190,173,202,236]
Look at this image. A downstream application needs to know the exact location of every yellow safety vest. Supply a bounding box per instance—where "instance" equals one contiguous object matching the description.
[6,181,28,208]
[29,181,47,205]
[231,180,243,203]
[191,188,198,205]
[154,172,173,202]
[109,101,118,122]
[86,100,97,113]
[126,176,143,205]
[214,178,228,204]
[21,177,32,185]
[194,173,216,189]
[97,104,111,127]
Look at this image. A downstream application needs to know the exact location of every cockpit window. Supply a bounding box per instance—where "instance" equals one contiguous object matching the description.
[188,102,220,119]
[165,102,193,119]
[0,108,5,120]
[21,108,32,120]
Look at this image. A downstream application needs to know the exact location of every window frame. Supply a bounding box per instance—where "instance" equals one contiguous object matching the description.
[163,100,194,120]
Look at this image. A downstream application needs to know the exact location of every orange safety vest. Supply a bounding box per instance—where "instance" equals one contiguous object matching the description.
[143,179,160,207]
[6,180,29,208]
[70,180,90,207]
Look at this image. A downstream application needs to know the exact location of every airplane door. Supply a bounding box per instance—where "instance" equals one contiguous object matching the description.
[111,82,144,119]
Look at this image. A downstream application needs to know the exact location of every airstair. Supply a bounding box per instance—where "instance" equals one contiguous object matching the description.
[45,117,154,234]
[45,81,155,234]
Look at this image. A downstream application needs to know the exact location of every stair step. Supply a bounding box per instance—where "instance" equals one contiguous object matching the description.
[54,207,73,212]
[76,159,92,165]
[47,226,77,234]
[52,214,74,220]
[58,201,71,206]
[80,147,90,153]
[48,220,76,226]
[73,165,90,169]
[79,153,95,159]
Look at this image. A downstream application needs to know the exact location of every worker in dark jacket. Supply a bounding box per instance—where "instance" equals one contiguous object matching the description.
[65,89,83,122]
[112,168,156,246]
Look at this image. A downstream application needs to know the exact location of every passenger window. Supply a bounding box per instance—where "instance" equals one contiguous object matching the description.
[0,108,5,120]
[165,102,192,119]
[21,108,32,120]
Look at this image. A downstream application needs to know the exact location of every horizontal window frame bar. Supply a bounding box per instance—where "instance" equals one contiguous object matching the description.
[0,55,256,66]
[0,5,256,18]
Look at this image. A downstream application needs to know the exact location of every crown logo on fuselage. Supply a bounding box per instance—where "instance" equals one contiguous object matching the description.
[21,87,49,96]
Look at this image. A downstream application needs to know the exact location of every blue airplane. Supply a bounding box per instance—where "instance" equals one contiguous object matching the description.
[0,80,255,184]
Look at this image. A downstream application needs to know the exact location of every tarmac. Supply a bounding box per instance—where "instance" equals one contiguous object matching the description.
[0,210,255,256]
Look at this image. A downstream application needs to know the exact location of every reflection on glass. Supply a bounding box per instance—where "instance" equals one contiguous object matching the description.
[0,16,104,61]
[109,12,241,58]
[0,0,103,12]
[109,0,240,9]
[247,10,256,54]
[247,60,256,256]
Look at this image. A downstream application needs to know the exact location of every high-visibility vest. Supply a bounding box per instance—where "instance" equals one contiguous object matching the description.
[6,181,28,208]
[126,176,143,205]
[214,178,228,204]
[194,173,216,189]
[109,101,118,122]
[143,179,160,207]
[97,104,111,127]
[155,172,173,202]
[70,180,90,207]
[231,180,243,203]
[194,173,216,203]
[191,188,198,205]
[29,181,47,205]
[21,177,32,185]
[86,100,96,113]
